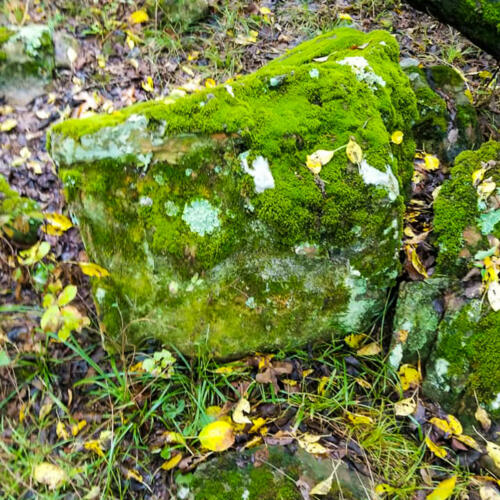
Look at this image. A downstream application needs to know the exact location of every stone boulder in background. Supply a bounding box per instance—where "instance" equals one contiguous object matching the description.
[49,28,418,357]
[405,0,500,58]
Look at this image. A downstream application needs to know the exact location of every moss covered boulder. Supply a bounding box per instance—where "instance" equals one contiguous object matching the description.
[0,24,55,106]
[405,0,500,58]
[401,60,480,162]
[0,175,42,244]
[49,28,418,357]
[145,0,210,29]
[183,445,373,499]
[391,142,500,418]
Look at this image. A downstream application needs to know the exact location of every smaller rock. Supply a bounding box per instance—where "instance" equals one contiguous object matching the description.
[53,31,79,69]
[146,0,210,29]
[186,445,374,500]
[0,174,43,244]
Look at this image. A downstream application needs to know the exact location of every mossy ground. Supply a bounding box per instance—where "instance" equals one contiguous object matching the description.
[51,27,418,357]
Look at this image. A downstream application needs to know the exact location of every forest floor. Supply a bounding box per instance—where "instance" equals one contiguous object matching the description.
[0,1,499,499]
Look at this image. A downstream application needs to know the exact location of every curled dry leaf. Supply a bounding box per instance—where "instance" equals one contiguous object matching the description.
[306,149,334,175]
[356,342,381,356]
[310,472,334,495]
[475,405,492,431]
[394,398,416,417]
[425,437,447,459]
[33,462,67,490]
[233,398,252,425]
[486,441,500,469]
[297,433,328,455]
[346,137,363,164]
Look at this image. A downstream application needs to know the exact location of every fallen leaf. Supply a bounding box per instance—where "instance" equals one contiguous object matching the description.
[446,415,463,436]
[429,417,452,435]
[472,167,486,187]
[399,364,422,390]
[57,285,77,307]
[1,118,17,132]
[344,333,366,348]
[478,180,496,200]
[129,10,149,24]
[488,281,500,312]
[18,241,51,266]
[233,398,252,425]
[56,421,69,440]
[346,412,374,425]
[297,433,328,455]
[306,150,335,175]
[394,398,416,417]
[84,439,105,457]
[479,485,500,500]
[125,469,143,483]
[375,484,397,495]
[426,476,456,500]
[161,453,182,471]
[487,441,500,468]
[346,137,363,164]
[42,213,73,235]
[310,472,334,495]
[425,437,447,459]
[142,76,154,93]
[423,154,440,171]
[405,244,429,278]
[391,131,404,145]
[475,405,492,431]
[454,434,481,452]
[198,421,235,452]
[33,462,67,490]
[356,342,381,356]
[78,262,110,278]
[71,419,87,436]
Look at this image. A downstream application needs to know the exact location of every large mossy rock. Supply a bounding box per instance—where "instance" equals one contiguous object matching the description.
[146,0,210,29]
[391,141,500,418]
[0,25,55,106]
[184,445,373,500]
[405,0,500,58]
[49,28,418,357]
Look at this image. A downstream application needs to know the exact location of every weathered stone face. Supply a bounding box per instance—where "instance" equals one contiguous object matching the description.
[0,25,55,106]
[50,28,418,358]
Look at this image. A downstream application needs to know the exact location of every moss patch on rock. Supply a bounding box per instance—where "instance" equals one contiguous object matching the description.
[0,175,43,244]
[50,28,418,357]
[434,140,500,277]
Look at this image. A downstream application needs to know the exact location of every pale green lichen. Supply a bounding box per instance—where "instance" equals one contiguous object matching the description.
[182,199,221,236]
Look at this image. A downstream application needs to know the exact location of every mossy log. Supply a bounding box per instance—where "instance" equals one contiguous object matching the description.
[405,0,500,58]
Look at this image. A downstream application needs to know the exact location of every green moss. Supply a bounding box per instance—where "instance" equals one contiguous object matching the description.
[427,301,500,414]
[50,28,418,357]
[0,27,14,46]
[434,141,500,276]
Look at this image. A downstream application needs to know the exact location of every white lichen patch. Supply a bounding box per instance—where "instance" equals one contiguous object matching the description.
[95,288,106,303]
[139,196,153,207]
[240,152,275,193]
[358,160,399,202]
[490,393,500,411]
[388,343,403,369]
[164,201,179,216]
[337,56,386,90]
[182,199,221,236]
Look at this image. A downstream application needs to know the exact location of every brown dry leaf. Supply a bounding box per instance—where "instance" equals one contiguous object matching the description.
[33,462,67,490]
[356,342,381,356]
[475,405,492,431]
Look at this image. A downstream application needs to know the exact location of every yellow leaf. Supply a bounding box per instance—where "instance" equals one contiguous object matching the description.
[125,469,143,483]
[472,167,486,186]
[71,419,87,437]
[142,76,154,93]
[205,78,216,88]
[423,154,440,171]
[425,437,447,459]
[161,453,182,470]
[249,417,267,433]
[355,377,372,389]
[406,244,428,278]
[56,421,69,440]
[465,89,474,104]
[391,131,404,145]
[43,213,73,234]
[129,10,149,24]
[429,417,452,435]
[344,333,366,348]
[375,484,396,495]
[455,434,481,452]
[317,376,330,395]
[398,364,421,390]
[163,431,186,445]
[356,342,381,356]
[478,180,496,200]
[233,398,252,425]
[18,241,51,266]
[84,439,105,457]
[306,150,335,175]
[446,415,463,436]
[297,433,328,455]
[487,441,500,468]
[346,137,363,164]
[346,412,374,426]
[199,420,235,452]
[394,398,416,417]
[479,70,493,80]
[1,118,17,132]
[338,13,353,21]
[260,7,272,15]
[310,472,334,495]
[33,462,67,490]
[78,262,110,278]
[475,405,492,431]
[426,476,457,500]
